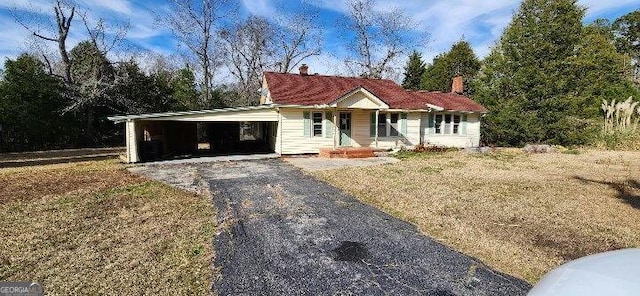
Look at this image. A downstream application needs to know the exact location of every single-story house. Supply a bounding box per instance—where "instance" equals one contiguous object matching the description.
[108,65,487,163]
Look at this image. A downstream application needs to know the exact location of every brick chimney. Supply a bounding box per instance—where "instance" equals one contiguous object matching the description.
[299,64,309,75]
[451,76,463,94]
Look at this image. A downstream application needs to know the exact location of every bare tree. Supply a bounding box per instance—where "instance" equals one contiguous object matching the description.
[220,16,276,106]
[272,6,322,73]
[340,0,423,79]
[14,0,75,85]
[79,12,129,58]
[163,0,229,108]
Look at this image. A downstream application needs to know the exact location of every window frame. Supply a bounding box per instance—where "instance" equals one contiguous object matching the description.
[389,113,399,137]
[377,113,387,137]
[452,114,461,134]
[372,112,406,138]
[435,114,443,134]
[311,112,324,137]
[434,113,465,135]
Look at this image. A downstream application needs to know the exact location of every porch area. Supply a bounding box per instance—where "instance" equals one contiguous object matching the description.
[318,147,376,158]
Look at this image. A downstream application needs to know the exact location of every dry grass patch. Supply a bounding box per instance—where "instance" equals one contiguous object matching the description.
[313,150,640,283]
[0,160,216,294]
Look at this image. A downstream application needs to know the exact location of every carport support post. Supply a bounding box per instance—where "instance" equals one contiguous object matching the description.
[375,109,379,148]
[125,119,140,163]
[333,109,338,149]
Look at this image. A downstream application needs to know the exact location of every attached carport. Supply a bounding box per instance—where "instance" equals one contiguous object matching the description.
[108,106,279,163]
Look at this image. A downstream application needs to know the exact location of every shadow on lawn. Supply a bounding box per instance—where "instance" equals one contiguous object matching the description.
[574,176,640,209]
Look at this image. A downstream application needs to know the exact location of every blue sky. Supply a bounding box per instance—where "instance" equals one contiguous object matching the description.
[0,0,638,76]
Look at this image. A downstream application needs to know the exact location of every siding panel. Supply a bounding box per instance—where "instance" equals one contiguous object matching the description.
[423,112,481,147]
[280,108,333,154]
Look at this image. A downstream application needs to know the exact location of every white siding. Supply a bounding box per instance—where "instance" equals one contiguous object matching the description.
[423,113,481,147]
[350,109,374,148]
[406,113,421,146]
[278,109,422,153]
[279,108,334,154]
[277,108,481,154]
[352,110,421,149]
[337,93,384,109]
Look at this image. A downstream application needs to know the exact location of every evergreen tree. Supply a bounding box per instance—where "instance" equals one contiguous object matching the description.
[612,10,640,85]
[171,67,200,110]
[0,54,72,151]
[401,51,426,90]
[421,40,480,93]
[421,54,448,92]
[110,60,175,114]
[472,0,593,146]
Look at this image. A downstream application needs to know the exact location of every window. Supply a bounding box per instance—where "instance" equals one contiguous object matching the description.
[434,113,464,134]
[371,112,406,137]
[389,113,399,136]
[453,115,461,134]
[435,114,443,134]
[443,114,452,134]
[377,113,387,137]
[312,112,323,137]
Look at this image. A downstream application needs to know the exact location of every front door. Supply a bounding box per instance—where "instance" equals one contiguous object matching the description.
[339,112,352,146]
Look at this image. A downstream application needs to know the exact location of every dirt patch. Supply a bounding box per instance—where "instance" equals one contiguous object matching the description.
[0,161,143,204]
[314,150,640,283]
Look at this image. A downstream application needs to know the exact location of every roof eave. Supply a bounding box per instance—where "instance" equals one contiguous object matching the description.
[107,104,279,123]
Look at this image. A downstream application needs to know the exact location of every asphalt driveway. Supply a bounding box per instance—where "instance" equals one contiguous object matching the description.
[133,158,531,295]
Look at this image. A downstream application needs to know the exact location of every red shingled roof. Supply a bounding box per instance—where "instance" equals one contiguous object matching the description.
[263,72,487,112]
[409,91,488,113]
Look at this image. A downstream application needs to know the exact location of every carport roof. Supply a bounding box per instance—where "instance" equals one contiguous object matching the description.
[107,105,279,123]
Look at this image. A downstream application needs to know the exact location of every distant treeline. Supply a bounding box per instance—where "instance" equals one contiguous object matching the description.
[401,2,639,147]
[1,0,639,152]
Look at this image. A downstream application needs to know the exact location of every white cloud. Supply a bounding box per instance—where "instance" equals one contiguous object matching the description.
[308,0,350,13]
[304,52,349,76]
[309,0,639,63]
[0,0,52,14]
[241,0,277,18]
[82,0,134,15]
[1,0,638,71]
[579,0,639,16]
